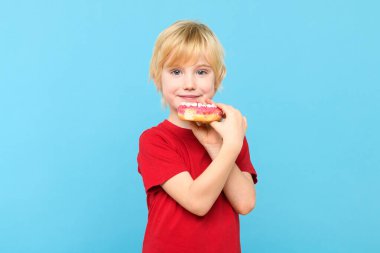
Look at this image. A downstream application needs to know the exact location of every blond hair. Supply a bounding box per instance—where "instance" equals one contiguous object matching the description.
[149,20,226,92]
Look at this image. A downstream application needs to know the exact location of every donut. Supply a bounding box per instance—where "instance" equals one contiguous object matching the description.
[177,102,224,123]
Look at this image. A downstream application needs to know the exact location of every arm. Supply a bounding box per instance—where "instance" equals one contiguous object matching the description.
[161,103,246,216]
[223,167,256,214]
[196,100,256,215]
[161,144,239,216]
[207,148,256,215]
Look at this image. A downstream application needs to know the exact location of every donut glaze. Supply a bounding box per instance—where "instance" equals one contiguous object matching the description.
[177,102,224,123]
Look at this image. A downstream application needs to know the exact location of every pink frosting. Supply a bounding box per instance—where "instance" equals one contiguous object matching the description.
[177,104,223,116]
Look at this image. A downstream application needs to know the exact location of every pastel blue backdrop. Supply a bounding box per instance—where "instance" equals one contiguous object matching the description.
[1,0,379,252]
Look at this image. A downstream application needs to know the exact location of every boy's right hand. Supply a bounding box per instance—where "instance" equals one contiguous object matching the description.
[209,103,247,154]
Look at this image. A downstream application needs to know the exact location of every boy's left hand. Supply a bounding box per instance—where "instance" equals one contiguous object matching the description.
[189,98,223,159]
[190,122,222,159]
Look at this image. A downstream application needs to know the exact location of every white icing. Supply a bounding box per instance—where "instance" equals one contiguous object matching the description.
[180,101,217,108]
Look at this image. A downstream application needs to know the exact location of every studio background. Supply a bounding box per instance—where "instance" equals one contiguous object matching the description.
[1,0,379,252]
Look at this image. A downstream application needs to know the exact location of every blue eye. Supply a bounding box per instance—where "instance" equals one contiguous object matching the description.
[171,69,182,75]
[197,70,208,75]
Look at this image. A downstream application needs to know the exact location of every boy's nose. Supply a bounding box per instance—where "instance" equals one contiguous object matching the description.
[183,74,196,90]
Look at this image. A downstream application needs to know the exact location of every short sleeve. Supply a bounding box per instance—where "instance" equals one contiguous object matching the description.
[236,137,258,184]
[137,130,188,192]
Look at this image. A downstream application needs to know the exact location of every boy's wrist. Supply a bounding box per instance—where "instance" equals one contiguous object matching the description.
[204,144,221,160]
[221,139,242,157]
[206,139,242,160]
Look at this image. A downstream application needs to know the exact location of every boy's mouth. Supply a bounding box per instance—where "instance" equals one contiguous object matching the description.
[178,95,201,102]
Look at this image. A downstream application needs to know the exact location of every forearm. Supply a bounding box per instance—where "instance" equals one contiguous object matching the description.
[223,165,256,214]
[160,142,242,216]
[206,145,256,214]
[188,145,238,215]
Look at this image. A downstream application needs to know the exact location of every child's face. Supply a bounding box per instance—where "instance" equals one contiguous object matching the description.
[161,55,216,115]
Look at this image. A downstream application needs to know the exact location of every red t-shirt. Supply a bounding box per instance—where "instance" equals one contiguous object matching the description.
[137,120,258,253]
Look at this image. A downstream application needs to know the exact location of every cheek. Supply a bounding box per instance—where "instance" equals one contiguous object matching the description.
[161,78,178,100]
[160,73,168,88]
[161,74,171,92]
[161,72,178,88]
[201,77,216,94]
[205,86,214,95]
[161,86,173,99]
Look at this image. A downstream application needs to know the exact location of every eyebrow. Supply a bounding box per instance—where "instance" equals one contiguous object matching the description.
[195,64,212,68]
[164,63,212,69]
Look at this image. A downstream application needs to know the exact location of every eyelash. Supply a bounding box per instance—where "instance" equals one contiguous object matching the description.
[170,69,182,75]
[170,69,209,75]
[197,70,208,75]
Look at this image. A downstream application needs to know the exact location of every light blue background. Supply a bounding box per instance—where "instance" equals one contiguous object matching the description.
[1,0,379,252]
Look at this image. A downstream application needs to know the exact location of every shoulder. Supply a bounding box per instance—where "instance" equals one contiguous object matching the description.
[138,122,179,151]
[139,123,169,144]
[139,126,160,143]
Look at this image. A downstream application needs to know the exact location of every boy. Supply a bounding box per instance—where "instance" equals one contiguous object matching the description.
[137,20,258,253]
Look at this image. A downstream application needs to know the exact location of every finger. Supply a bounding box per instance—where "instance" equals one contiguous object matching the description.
[198,96,210,104]
[206,98,221,112]
[205,98,214,104]
[213,103,232,114]
[209,120,222,134]
[189,121,200,132]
